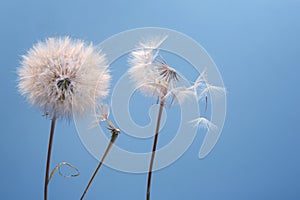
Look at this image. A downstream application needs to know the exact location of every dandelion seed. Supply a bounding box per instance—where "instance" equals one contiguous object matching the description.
[17,37,110,200]
[191,68,225,101]
[198,84,226,100]
[89,103,110,129]
[189,68,207,99]
[190,117,217,131]
[188,68,225,115]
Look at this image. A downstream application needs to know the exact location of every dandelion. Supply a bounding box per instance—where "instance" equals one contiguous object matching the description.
[17,37,110,200]
[129,36,190,200]
[129,36,224,200]
[80,104,120,200]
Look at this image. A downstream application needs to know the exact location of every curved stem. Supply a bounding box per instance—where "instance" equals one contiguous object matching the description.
[44,116,57,200]
[80,133,118,200]
[146,100,165,200]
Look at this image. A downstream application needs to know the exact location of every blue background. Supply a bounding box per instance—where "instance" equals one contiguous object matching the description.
[1,0,300,199]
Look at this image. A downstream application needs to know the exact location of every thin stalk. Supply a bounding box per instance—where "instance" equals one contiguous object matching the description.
[80,132,119,200]
[146,99,165,200]
[44,116,57,200]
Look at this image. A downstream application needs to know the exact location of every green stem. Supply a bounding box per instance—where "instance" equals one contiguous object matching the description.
[146,100,165,200]
[80,133,118,200]
[44,116,57,200]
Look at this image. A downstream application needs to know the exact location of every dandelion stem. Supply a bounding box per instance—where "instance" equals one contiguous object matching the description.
[147,99,165,200]
[44,116,57,200]
[80,131,118,200]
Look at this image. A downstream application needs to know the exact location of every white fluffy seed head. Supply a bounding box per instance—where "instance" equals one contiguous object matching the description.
[18,37,111,120]
[128,36,166,97]
[128,35,183,99]
[128,36,198,106]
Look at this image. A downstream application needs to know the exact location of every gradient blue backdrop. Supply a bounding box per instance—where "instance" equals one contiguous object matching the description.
[1,0,299,199]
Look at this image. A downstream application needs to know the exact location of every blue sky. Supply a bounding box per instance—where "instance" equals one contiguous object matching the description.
[1,0,300,199]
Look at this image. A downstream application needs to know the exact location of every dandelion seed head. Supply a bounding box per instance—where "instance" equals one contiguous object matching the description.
[128,36,188,100]
[18,37,110,120]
